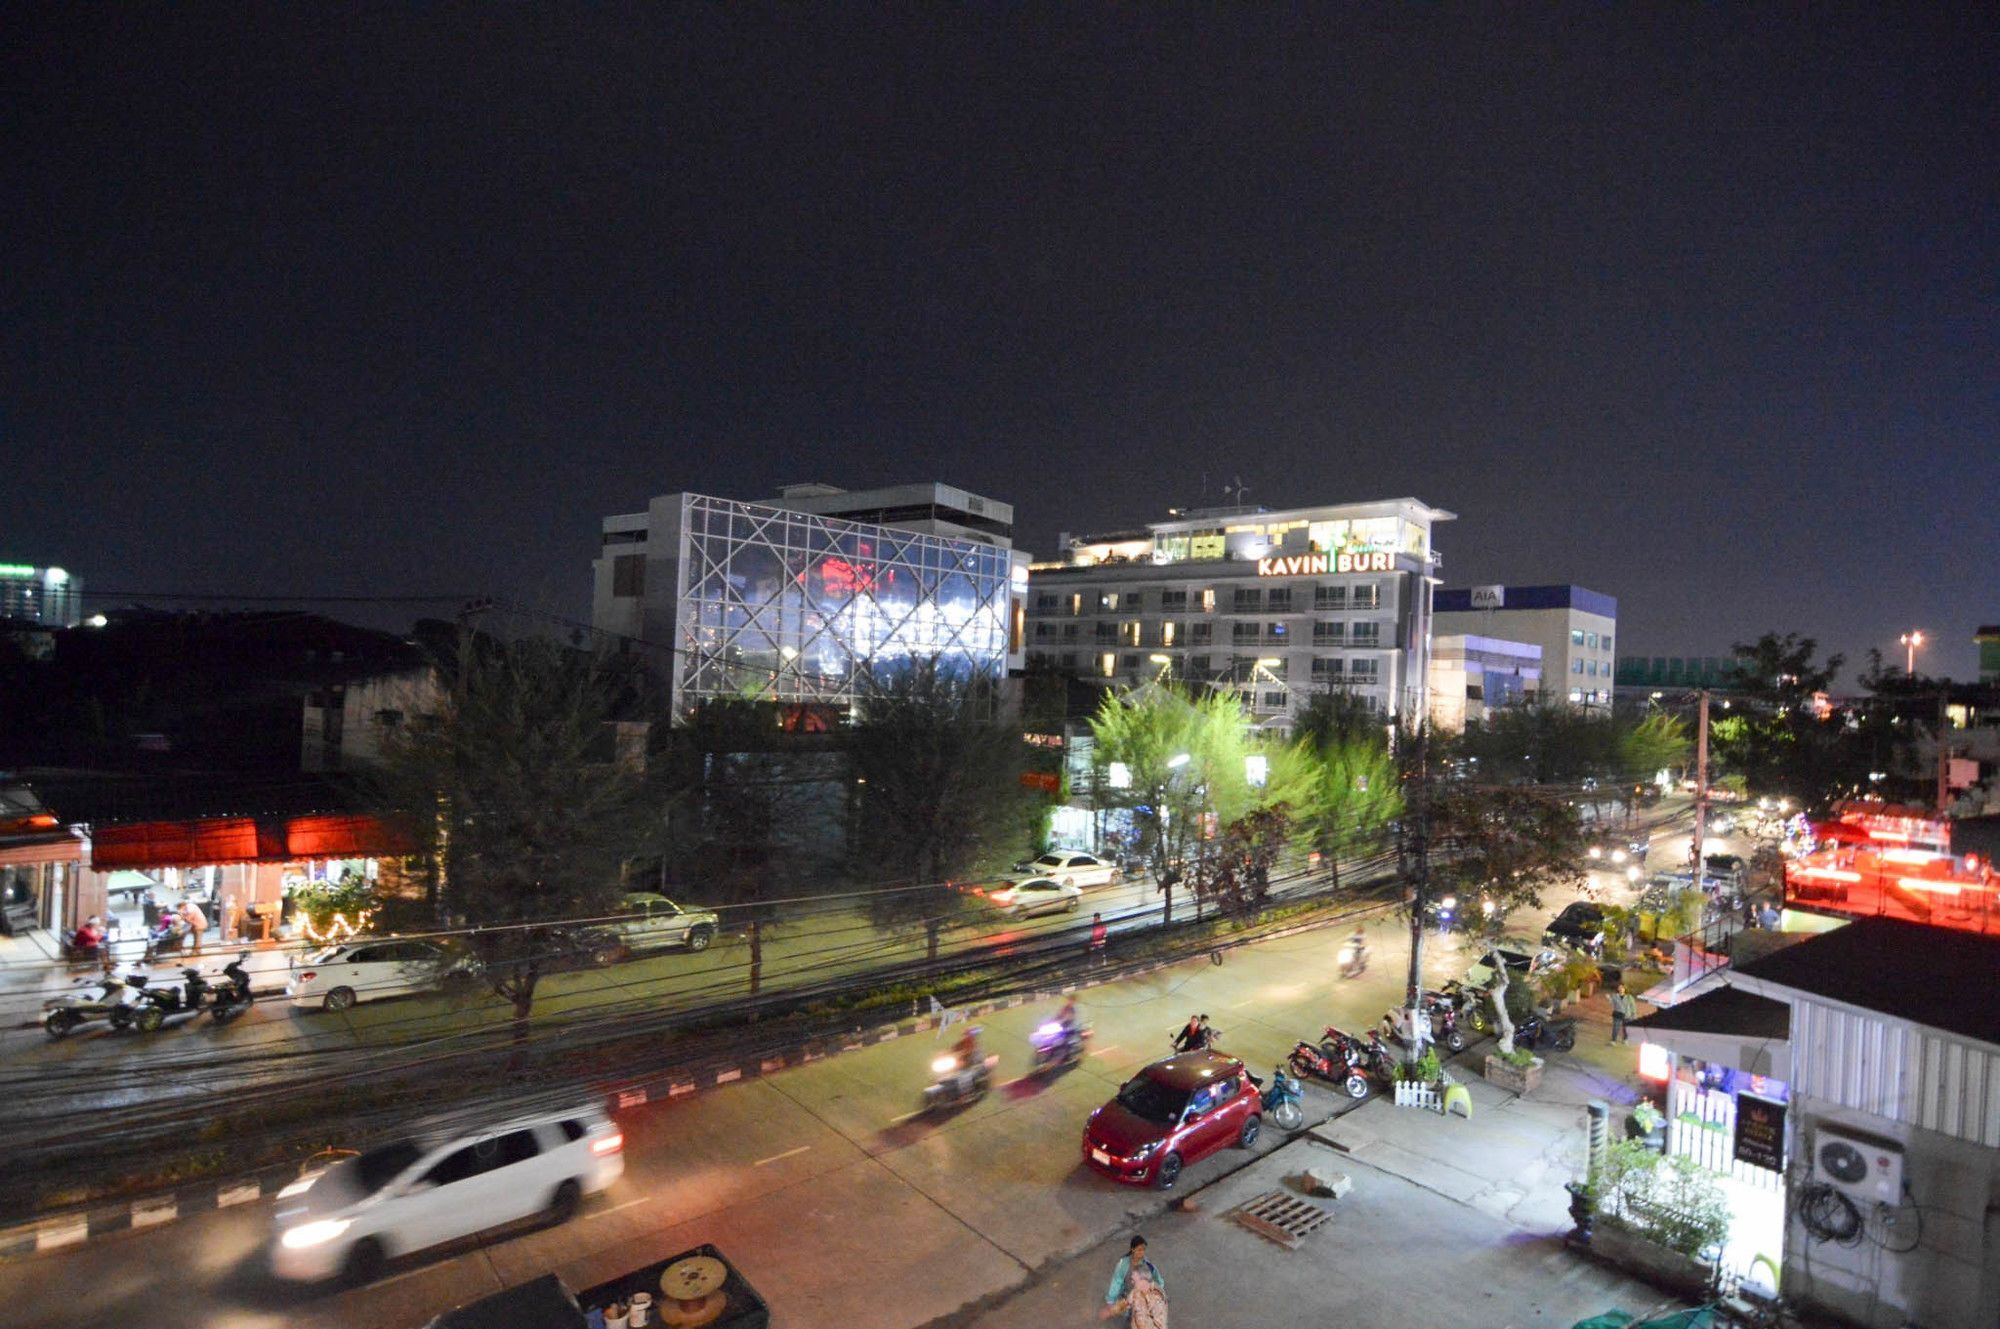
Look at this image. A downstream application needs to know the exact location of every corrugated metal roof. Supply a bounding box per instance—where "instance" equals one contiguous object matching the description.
[1733,917,2000,1049]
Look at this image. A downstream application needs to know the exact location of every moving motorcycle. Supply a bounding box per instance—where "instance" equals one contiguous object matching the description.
[1168,1020,1222,1053]
[43,971,146,1039]
[1028,1019,1090,1076]
[1253,1064,1306,1130]
[923,1047,998,1112]
[1338,938,1368,979]
[1288,1037,1371,1099]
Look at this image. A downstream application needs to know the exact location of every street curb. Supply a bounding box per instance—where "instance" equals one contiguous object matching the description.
[0,897,1395,1263]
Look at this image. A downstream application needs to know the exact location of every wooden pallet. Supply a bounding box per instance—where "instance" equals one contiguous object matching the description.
[1228,1189,1334,1250]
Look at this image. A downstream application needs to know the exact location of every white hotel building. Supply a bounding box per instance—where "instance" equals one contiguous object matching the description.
[1023,498,1453,729]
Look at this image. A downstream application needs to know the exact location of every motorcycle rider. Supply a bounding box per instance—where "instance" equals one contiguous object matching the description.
[1341,926,1367,976]
[951,1024,983,1072]
[1055,997,1083,1052]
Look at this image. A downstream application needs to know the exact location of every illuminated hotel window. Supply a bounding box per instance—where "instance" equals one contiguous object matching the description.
[1161,621,1178,646]
[1099,653,1116,677]
[1199,588,1216,612]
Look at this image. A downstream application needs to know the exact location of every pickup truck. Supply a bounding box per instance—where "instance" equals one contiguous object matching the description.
[609,892,720,953]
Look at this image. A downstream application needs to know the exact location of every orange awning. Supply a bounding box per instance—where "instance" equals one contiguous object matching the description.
[89,813,412,870]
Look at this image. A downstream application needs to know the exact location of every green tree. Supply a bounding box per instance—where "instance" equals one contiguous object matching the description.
[372,634,668,1045]
[848,661,1039,962]
[1284,715,1402,890]
[1618,712,1691,785]
[1089,683,1253,925]
[1195,804,1292,918]
[1714,633,1868,813]
[1452,699,1617,786]
[1430,783,1591,1054]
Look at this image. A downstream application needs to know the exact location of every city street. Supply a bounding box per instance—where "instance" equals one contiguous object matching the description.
[0,897,1596,1329]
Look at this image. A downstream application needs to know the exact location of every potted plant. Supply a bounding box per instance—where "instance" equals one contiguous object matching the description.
[1483,1043,1543,1094]
[1585,1142,1728,1297]
[1392,1047,1447,1109]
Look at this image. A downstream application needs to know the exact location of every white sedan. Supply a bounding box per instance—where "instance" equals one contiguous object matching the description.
[1014,851,1122,888]
[986,877,1083,918]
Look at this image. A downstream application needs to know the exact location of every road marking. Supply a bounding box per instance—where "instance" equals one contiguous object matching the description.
[1090,1044,1119,1056]
[753,1145,812,1167]
[888,1109,925,1126]
[599,1196,653,1216]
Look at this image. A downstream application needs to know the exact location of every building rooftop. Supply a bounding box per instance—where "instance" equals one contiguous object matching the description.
[1434,585,1618,618]
[1628,985,1791,1040]
[1732,916,2000,1048]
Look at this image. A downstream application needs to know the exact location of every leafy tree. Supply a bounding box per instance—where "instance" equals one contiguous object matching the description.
[1294,685,1388,756]
[1089,684,1254,925]
[1195,804,1292,918]
[1429,783,1590,1054]
[1713,633,1869,814]
[1451,699,1617,786]
[1284,719,1402,889]
[848,660,1039,961]
[1618,712,1690,784]
[372,634,667,1045]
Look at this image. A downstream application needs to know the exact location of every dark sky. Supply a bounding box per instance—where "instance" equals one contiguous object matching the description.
[6,7,1996,680]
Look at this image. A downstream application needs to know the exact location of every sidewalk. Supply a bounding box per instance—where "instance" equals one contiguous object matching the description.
[964,997,1672,1329]
[0,929,297,1020]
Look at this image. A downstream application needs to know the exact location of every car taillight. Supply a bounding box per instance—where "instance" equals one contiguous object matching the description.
[591,1132,624,1156]
[297,971,316,983]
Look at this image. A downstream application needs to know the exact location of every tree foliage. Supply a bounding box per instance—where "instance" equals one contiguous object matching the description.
[1712,633,1873,814]
[371,633,668,1041]
[1195,804,1292,918]
[1429,783,1590,1053]
[848,660,1039,959]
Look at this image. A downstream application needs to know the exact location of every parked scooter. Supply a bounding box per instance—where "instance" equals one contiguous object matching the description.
[130,967,216,1032]
[1434,979,1493,1034]
[208,951,254,1024]
[1253,1063,1306,1130]
[1420,989,1468,1052]
[42,971,146,1039]
[1029,1019,1090,1076]
[1515,1010,1577,1053]
[1288,1038,1371,1099]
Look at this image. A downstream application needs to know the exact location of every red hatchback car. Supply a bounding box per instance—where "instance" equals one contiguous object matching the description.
[1082,1050,1263,1188]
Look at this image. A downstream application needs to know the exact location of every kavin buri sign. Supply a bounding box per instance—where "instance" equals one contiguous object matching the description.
[1256,551,1395,577]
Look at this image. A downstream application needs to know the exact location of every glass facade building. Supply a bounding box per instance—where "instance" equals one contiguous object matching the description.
[651,494,1012,717]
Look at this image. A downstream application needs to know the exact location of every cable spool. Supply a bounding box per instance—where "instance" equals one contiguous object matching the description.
[655,1254,729,1328]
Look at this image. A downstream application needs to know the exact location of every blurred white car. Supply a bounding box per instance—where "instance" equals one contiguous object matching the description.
[271,1105,624,1283]
[609,892,720,952]
[987,877,1083,917]
[287,939,466,1012]
[1013,851,1122,888]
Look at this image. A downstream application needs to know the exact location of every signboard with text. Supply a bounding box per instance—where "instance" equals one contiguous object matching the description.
[1256,551,1395,577]
[1733,1093,1787,1172]
[1470,585,1505,608]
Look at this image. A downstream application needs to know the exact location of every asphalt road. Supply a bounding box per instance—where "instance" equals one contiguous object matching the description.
[0,894,1539,1329]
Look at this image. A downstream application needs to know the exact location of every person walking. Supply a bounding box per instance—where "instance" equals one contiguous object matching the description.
[179,897,208,957]
[1609,982,1638,1044]
[1089,912,1108,966]
[1102,1235,1165,1326]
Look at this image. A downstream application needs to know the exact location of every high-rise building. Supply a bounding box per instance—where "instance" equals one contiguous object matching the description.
[1023,498,1453,730]
[0,563,82,627]
[592,483,1024,720]
[1433,584,1618,710]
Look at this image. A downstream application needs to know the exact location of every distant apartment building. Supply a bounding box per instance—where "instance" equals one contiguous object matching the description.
[1428,634,1542,732]
[1023,498,1453,730]
[1433,584,1618,710]
[0,563,82,627]
[592,482,1025,720]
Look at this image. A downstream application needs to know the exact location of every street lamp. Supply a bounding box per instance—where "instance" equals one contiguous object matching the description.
[1900,631,1925,676]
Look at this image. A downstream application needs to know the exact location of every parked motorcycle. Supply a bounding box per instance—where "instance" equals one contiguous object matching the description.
[1253,1064,1306,1131]
[208,951,254,1024]
[923,1050,998,1112]
[1029,1019,1090,1076]
[1420,989,1468,1052]
[1288,1038,1371,1099]
[1515,1010,1577,1053]
[42,972,146,1039]
[1435,979,1493,1034]
[130,967,216,1033]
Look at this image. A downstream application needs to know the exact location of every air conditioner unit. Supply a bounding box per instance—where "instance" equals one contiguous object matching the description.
[1811,1123,1904,1204]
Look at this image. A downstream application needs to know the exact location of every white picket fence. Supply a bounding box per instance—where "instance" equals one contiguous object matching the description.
[1393,1080,1443,1112]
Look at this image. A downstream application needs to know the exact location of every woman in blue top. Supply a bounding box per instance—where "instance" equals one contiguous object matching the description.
[1103,1235,1165,1322]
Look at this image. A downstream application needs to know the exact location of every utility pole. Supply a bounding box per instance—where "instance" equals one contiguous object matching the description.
[1937,689,1950,817]
[1402,721,1430,1061]
[1690,690,1710,887]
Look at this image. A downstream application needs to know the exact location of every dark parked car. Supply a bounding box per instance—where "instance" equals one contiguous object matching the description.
[1543,902,1609,951]
[1082,1050,1262,1189]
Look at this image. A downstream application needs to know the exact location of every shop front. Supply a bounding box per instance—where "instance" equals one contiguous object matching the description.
[1629,987,1793,1296]
[80,812,413,952]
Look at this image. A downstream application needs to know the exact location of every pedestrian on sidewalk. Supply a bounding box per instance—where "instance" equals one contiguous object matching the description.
[179,897,208,957]
[1104,1262,1167,1329]
[1089,912,1108,966]
[1609,982,1637,1043]
[1103,1235,1165,1326]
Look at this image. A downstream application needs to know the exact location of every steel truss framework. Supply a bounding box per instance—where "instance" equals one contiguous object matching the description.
[671,494,1010,716]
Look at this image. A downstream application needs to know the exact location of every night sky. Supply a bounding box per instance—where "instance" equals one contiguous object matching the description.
[6,8,1996,680]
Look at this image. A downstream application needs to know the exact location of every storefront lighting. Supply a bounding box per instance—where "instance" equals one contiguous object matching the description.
[1637,1042,1671,1081]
